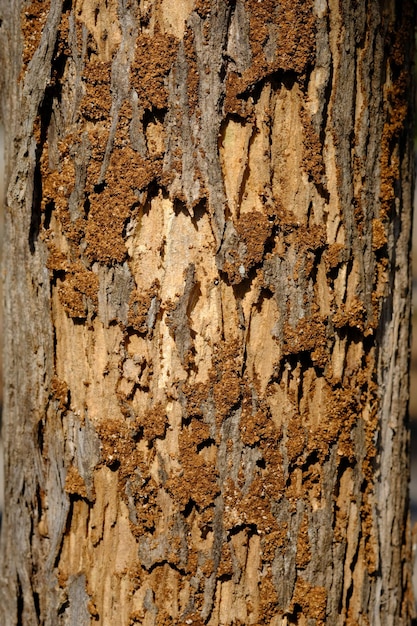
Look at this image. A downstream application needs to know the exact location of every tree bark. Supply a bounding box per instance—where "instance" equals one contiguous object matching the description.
[0,1,415,624]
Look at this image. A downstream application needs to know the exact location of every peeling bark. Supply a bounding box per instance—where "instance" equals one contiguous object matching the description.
[0,1,415,624]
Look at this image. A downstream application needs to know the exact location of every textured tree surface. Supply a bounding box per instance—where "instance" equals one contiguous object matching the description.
[0,1,415,624]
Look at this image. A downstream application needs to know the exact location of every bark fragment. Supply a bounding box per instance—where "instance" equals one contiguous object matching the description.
[0,1,414,624]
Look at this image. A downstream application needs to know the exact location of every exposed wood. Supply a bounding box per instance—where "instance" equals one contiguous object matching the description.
[0,1,415,624]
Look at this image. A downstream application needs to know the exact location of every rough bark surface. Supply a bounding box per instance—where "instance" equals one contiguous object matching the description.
[0,1,415,625]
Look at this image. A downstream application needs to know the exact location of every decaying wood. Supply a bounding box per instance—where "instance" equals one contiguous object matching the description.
[0,1,414,624]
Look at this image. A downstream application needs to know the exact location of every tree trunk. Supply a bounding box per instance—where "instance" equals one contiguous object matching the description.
[0,1,415,624]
